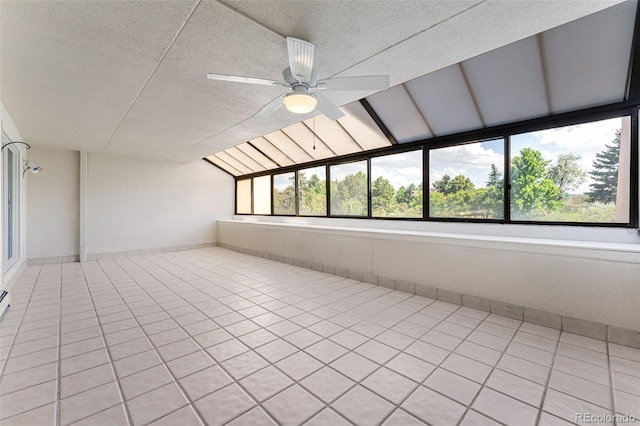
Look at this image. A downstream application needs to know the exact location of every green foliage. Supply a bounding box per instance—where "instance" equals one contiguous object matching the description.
[372,178,422,218]
[298,172,326,215]
[547,153,586,197]
[486,163,503,190]
[331,171,367,216]
[272,138,620,222]
[587,129,620,203]
[432,174,474,195]
[510,148,562,217]
[274,174,295,215]
[430,171,501,219]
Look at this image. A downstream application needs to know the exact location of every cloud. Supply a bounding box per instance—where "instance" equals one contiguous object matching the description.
[529,117,621,151]
[429,141,503,187]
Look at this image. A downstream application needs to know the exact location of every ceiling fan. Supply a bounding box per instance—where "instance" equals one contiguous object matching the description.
[206,37,390,120]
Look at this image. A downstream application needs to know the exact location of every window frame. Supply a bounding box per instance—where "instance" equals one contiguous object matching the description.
[2,133,21,271]
[233,101,639,228]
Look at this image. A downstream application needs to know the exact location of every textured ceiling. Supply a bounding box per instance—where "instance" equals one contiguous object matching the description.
[367,0,637,143]
[0,0,626,163]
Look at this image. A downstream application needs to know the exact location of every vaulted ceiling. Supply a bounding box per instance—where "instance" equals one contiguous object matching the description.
[0,0,627,163]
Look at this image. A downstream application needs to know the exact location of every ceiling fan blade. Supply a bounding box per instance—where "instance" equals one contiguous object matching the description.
[287,37,315,83]
[253,95,285,118]
[316,75,390,91]
[206,73,286,87]
[313,93,345,121]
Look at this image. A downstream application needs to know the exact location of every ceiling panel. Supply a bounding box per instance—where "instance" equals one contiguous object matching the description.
[223,1,479,78]
[264,131,315,164]
[236,143,278,170]
[2,0,628,163]
[542,0,636,113]
[303,115,362,156]
[462,36,549,126]
[281,122,335,161]
[366,86,432,143]
[337,103,394,150]
[225,146,267,172]
[0,0,198,152]
[206,155,242,176]
[250,137,295,167]
[405,65,483,136]
[215,151,255,175]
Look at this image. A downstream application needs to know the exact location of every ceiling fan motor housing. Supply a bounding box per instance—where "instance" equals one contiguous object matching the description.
[282,66,319,87]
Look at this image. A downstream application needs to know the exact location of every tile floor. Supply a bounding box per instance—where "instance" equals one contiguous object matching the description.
[0,247,638,426]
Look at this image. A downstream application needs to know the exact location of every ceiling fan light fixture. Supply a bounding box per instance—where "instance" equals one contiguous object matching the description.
[283,93,317,114]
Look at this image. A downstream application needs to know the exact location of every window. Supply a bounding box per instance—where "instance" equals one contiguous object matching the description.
[510,116,630,223]
[429,139,504,219]
[371,150,423,218]
[298,166,326,216]
[2,135,20,269]
[253,175,271,215]
[330,161,368,216]
[236,179,251,214]
[233,107,636,227]
[273,172,295,215]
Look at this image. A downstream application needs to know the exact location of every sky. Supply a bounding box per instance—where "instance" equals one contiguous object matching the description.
[430,138,504,189]
[511,117,624,193]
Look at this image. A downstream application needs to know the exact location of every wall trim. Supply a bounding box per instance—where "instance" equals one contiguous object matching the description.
[27,242,216,265]
[219,242,640,349]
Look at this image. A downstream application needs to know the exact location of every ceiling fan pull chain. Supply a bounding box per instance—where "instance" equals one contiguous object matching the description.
[313,116,316,150]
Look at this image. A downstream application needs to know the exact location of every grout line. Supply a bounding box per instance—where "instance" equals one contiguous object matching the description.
[95,256,265,426]
[0,265,43,378]
[607,341,618,425]
[534,327,563,425]
[56,263,63,426]
[3,249,630,426]
[76,262,134,426]
[454,319,527,426]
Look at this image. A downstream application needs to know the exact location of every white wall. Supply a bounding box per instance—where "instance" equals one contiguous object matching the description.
[26,147,79,258]
[218,220,640,332]
[24,148,234,259]
[87,153,233,255]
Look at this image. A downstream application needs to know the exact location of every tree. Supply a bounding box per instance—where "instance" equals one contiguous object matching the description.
[547,153,586,197]
[372,176,396,214]
[586,129,620,203]
[331,171,367,215]
[511,148,562,216]
[486,164,503,190]
[298,172,326,215]
[432,174,451,193]
[274,182,295,214]
[432,174,474,195]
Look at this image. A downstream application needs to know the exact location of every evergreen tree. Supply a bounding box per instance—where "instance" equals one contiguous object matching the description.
[586,130,620,203]
[486,164,503,190]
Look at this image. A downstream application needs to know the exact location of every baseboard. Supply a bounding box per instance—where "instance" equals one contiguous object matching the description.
[219,243,640,349]
[26,243,217,265]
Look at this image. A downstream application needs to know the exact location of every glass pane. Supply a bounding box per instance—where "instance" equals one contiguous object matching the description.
[273,172,295,215]
[236,179,251,214]
[371,150,423,218]
[510,116,630,223]
[330,161,368,216]
[298,166,326,216]
[429,139,505,219]
[253,175,271,215]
